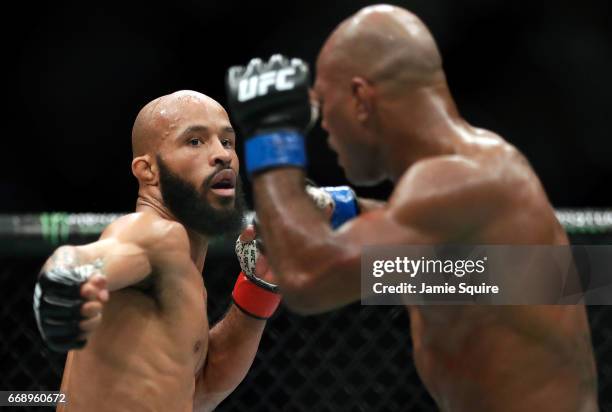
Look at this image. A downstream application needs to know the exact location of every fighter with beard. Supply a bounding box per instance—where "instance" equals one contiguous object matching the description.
[32,90,281,412]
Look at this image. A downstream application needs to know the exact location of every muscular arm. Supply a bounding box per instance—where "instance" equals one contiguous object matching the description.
[70,238,151,291]
[253,168,372,313]
[357,196,386,212]
[41,241,150,294]
[35,214,165,351]
[194,305,266,412]
[41,214,170,292]
[253,160,502,314]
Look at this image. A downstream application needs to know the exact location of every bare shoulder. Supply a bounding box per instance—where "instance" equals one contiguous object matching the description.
[101,212,190,253]
[388,138,533,237]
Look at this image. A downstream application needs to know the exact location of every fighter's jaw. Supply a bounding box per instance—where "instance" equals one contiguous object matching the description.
[340,155,387,187]
[205,189,236,208]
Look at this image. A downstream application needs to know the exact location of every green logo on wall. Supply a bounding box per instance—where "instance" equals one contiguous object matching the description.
[40,213,70,245]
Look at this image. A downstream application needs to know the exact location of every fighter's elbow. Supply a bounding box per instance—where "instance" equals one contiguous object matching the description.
[282,286,328,315]
[276,243,359,315]
[278,270,338,315]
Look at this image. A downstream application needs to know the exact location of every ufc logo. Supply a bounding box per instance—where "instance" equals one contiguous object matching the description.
[237,67,296,102]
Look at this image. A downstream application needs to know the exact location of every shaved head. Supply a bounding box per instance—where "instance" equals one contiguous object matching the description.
[312,5,452,185]
[131,90,227,158]
[317,4,443,92]
[130,90,244,237]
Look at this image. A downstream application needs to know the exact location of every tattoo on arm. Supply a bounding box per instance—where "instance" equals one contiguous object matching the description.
[43,246,105,278]
[43,247,79,271]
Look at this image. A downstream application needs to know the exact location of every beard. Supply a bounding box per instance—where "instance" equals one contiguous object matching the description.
[157,155,246,237]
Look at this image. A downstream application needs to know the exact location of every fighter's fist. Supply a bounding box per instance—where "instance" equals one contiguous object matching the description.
[33,256,108,352]
[226,55,315,176]
[305,183,359,229]
[227,54,313,137]
[233,225,281,319]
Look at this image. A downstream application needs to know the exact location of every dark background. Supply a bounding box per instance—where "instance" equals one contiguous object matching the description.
[1,0,611,212]
[1,1,611,411]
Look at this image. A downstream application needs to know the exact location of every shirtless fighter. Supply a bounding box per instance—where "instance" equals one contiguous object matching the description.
[32,90,281,412]
[225,5,598,412]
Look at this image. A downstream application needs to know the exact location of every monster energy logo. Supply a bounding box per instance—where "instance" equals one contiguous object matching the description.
[40,213,70,246]
[39,213,122,246]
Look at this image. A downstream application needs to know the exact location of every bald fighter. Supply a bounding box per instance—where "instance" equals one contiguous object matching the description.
[226,5,598,412]
[33,91,280,412]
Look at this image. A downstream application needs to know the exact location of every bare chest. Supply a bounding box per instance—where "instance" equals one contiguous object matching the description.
[156,269,210,369]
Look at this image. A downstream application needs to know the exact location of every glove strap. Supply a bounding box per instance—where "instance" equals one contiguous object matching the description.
[245,130,306,176]
[232,272,281,320]
[322,186,359,228]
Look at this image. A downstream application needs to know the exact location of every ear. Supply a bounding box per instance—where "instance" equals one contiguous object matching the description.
[351,77,374,123]
[131,154,157,185]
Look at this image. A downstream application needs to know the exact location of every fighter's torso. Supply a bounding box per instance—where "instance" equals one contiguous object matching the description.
[408,303,596,412]
[395,133,598,411]
[59,245,208,412]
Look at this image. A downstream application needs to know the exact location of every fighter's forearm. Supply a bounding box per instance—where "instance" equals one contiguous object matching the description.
[41,245,105,284]
[194,305,266,411]
[254,169,338,270]
[253,169,357,313]
[42,245,83,272]
[42,239,152,292]
[357,197,386,213]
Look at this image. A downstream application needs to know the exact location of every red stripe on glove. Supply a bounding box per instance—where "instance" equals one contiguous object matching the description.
[232,272,281,319]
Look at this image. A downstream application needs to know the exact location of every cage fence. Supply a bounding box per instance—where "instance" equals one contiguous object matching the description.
[0,210,611,411]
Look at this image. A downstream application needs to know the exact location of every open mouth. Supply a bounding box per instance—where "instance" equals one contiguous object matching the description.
[209,169,236,197]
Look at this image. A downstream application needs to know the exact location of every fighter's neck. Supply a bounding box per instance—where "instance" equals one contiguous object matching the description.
[135,196,174,221]
[186,231,208,272]
[385,90,466,182]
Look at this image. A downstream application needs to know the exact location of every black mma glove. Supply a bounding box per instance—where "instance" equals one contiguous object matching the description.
[226,54,316,177]
[33,261,101,352]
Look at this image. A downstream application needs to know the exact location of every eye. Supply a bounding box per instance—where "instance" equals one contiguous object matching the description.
[221,138,233,148]
[189,138,201,146]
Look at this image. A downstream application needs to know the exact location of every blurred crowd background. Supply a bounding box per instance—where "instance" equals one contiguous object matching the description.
[1,1,611,411]
[2,0,610,212]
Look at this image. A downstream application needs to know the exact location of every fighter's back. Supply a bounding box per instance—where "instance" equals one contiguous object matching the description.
[58,212,209,412]
[394,127,598,411]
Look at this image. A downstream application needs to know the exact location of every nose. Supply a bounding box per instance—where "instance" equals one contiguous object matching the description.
[210,138,232,167]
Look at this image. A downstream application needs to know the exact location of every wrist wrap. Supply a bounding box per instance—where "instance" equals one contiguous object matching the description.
[245,130,306,176]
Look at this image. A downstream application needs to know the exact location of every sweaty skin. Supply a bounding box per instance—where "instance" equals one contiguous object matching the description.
[251,6,598,412]
[51,91,265,412]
